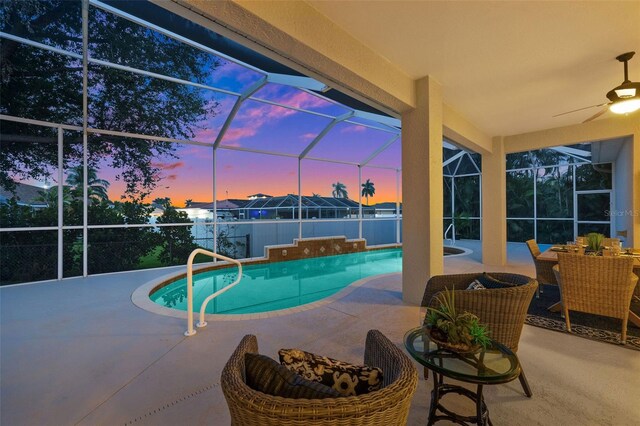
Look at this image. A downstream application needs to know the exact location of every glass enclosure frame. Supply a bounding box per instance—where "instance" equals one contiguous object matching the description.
[505,147,614,243]
[0,0,402,284]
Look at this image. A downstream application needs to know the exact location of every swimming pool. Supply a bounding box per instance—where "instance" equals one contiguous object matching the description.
[144,245,469,317]
[150,248,403,315]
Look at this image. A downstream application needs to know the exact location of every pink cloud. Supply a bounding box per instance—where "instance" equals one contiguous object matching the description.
[166,174,178,181]
[340,124,367,134]
[151,161,185,170]
[300,132,317,141]
[223,127,257,143]
[279,90,330,110]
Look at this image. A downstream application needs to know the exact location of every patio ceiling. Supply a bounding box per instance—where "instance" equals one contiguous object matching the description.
[300,1,640,136]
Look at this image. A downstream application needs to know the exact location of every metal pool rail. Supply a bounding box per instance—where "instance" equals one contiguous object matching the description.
[184,249,243,336]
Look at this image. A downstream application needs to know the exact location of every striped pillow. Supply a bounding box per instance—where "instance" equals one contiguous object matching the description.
[244,353,341,399]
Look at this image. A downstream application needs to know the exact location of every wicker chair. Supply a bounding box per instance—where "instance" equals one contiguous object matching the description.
[555,253,638,344]
[526,239,557,298]
[221,330,418,426]
[602,237,621,247]
[421,272,538,397]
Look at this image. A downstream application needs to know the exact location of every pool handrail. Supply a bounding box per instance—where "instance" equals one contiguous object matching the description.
[444,223,456,246]
[185,248,243,337]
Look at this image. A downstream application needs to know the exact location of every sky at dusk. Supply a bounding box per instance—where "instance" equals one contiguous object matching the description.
[14,8,403,208]
[93,69,402,207]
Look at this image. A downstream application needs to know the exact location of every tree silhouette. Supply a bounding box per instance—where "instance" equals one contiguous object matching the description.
[0,0,219,198]
[361,179,375,205]
[332,182,348,198]
[155,200,197,265]
[66,165,110,205]
[34,185,72,208]
[152,197,171,209]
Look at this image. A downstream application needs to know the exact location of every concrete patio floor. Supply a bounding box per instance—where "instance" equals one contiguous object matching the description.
[1,241,639,425]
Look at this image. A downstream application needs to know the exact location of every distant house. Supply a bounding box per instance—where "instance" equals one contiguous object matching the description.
[371,202,402,217]
[0,182,49,209]
[180,194,376,220]
[247,193,272,200]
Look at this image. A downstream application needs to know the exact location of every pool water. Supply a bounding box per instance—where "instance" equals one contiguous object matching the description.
[150,249,403,315]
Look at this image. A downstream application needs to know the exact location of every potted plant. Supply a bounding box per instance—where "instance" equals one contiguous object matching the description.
[585,232,605,254]
[425,288,491,353]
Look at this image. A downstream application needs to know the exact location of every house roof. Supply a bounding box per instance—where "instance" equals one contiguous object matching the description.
[0,182,49,207]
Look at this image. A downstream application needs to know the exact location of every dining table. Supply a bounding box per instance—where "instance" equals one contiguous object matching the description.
[537,246,640,327]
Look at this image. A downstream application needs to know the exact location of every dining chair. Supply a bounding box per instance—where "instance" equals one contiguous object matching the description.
[603,238,621,247]
[525,239,557,298]
[555,253,637,344]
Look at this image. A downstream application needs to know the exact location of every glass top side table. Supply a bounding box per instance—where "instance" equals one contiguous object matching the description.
[404,326,522,425]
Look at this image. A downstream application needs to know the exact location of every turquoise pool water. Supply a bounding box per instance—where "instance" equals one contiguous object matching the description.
[150,248,403,315]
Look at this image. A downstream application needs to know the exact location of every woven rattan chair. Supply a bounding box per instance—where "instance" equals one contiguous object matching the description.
[421,272,538,397]
[526,239,557,298]
[221,330,418,426]
[555,253,638,344]
[603,238,621,247]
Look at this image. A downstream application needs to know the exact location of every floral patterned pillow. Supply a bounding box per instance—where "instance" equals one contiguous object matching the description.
[278,348,383,396]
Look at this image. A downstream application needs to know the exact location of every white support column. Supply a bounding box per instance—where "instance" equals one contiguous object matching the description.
[401,76,444,305]
[57,127,63,280]
[358,165,362,238]
[396,169,401,244]
[298,159,302,239]
[212,148,217,258]
[81,0,89,277]
[482,136,507,265]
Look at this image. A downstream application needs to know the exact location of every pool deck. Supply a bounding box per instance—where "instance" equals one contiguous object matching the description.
[1,241,639,425]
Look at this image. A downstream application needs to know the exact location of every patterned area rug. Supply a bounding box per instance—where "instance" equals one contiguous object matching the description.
[526,286,640,351]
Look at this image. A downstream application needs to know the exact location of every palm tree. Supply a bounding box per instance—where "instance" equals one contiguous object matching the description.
[332,182,348,198]
[361,179,375,205]
[66,165,110,205]
[34,185,73,208]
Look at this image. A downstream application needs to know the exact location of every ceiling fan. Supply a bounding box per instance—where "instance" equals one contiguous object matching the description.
[554,51,640,123]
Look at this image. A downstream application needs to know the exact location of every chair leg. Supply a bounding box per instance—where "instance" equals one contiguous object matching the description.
[518,368,533,398]
[563,307,571,333]
[621,316,628,345]
[423,366,429,380]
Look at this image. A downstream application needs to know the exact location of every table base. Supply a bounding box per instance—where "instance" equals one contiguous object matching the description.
[428,371,492,426]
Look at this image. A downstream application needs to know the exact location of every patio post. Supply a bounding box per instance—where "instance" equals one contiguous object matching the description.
[401,76,444,305]
[482,136,507,265]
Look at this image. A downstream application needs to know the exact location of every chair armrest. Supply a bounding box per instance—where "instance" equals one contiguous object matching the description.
[364,330,417,390]
[421,273,480,307]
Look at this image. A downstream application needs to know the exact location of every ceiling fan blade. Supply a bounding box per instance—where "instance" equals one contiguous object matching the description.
[552,102,609,117]
[582,107,608,123]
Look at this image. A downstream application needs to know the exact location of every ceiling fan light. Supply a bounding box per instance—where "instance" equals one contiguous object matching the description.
[614,87,637,98]
[609,98,640,114]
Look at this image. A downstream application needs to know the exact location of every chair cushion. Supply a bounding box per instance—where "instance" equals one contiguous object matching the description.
[467,280,486,290]
[475,273,515,289]
[278,348,383,396]
[244,353,341,399]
